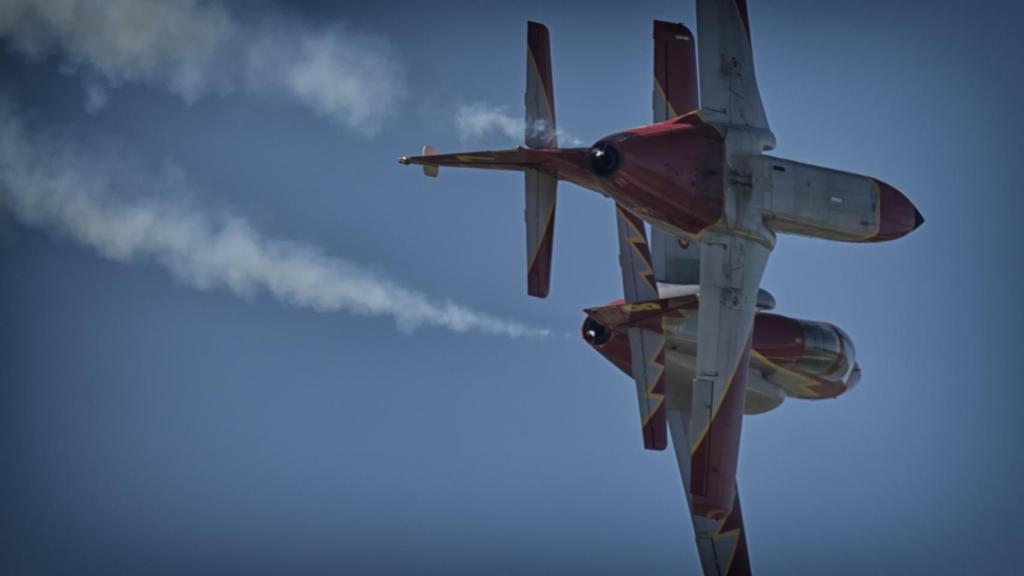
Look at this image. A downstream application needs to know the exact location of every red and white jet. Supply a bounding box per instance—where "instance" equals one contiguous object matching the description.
[401,2,922,574]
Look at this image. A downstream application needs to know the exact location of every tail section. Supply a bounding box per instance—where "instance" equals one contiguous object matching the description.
[399,21,573,299]
[524,22,558,297]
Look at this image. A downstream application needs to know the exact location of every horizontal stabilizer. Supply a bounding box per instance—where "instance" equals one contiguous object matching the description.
[524,22,558,297]
[584,294,699,332]
[399,147,591,179]
[525,169,557,297]
[526,21,557,149]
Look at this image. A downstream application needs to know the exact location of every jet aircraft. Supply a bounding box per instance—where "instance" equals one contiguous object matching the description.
[401,2,922,574]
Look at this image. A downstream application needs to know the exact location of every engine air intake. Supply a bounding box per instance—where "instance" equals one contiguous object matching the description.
[588,142,620,176]
[581,317,612,346]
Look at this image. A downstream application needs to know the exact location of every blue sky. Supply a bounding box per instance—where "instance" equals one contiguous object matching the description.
[1,1,1021,574]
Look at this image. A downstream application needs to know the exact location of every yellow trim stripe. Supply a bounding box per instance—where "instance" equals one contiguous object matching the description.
[639,318,668,428]
[750,349,835,398]
[689,327,754,455]
[526,198,556,273]
[655,80,678,119]
[640,396,665,428]
[617,205,658,295]
[712,495,742,574]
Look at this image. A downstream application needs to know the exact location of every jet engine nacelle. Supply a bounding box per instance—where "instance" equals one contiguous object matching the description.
[582,304,861,401]
[752,314,861,394]
[585,115,726,236]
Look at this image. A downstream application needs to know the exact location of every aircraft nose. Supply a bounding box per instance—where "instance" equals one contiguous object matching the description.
[872,179,923,241]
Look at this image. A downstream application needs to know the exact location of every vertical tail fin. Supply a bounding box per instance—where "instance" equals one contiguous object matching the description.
[524,21,557,298]
[653,20,699,121]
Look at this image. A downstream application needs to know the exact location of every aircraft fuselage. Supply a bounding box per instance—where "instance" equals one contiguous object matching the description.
[581,292,861,415]
[535,113,921,245]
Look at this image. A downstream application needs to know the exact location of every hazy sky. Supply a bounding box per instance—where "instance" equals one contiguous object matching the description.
[1,1,1022,574]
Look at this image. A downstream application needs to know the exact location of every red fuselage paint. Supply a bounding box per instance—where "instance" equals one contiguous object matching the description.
[548,115,726,237]
[871,179,923,242]
[690,336,751,518]
[592,118,725,235]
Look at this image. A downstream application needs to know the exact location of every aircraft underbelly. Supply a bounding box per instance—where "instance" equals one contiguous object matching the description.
[664,322,785,415]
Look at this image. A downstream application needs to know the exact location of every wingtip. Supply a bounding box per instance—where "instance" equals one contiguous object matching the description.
[653,20,692,40]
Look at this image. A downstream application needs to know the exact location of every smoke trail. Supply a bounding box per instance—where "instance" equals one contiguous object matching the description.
[455,102,587,146]
[0,0,404,134]
[0,106,548,338]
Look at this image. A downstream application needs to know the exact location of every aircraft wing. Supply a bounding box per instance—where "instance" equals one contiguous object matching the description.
[696,0,773,141]
[661,231,766,576]
[650,19,763,574]
[693,229,768,547]
[614,204,669,450]
[668,407,753,576]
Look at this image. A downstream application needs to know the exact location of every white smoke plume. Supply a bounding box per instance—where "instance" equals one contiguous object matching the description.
[0,106,549,338]
[455,102,586,147]
[0,0,404,134]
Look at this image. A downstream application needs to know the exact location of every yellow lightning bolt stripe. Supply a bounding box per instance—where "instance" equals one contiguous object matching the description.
[689,327,754,455]
[616,205,658,296]
[615,206,666,429]
[712,506,743,576]
[716,518,741,569]
[640,398,665,428]
[639,317,669,427]
[749,349,821,398]
[713,510,740,540]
